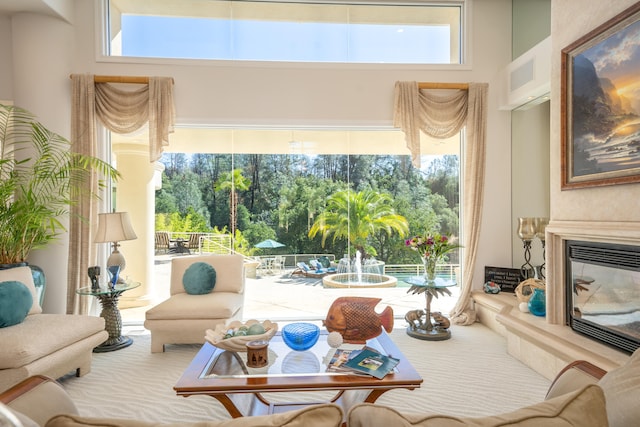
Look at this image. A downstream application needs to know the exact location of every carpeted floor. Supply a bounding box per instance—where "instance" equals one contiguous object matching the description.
[58,323,550,423]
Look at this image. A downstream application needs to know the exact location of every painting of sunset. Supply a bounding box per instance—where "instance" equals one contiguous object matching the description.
[571,16,640,178]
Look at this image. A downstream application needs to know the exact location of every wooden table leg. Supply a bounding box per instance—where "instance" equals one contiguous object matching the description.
[209,394,245,418]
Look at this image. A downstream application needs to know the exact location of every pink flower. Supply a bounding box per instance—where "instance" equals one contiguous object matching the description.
[406,232,462,261]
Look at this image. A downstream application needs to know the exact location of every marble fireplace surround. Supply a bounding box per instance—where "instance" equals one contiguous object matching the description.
[473,220,633,380]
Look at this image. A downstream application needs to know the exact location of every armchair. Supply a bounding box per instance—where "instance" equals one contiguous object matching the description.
[144,254,245,353]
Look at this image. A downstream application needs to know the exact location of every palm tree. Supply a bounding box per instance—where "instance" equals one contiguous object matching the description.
[308,189,409,261]
[214,169,251,235]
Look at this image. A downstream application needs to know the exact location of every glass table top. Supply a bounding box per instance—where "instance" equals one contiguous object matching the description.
[201,331,388,379]
[76,281,140,296]
[404,276,457,289]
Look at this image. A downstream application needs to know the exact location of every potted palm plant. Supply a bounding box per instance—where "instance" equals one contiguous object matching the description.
[0,103,119,299]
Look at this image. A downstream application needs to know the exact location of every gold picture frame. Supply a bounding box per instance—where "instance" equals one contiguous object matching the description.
[561,2,640,189]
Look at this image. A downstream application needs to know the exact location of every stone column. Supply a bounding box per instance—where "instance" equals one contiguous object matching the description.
[111,141,155,309]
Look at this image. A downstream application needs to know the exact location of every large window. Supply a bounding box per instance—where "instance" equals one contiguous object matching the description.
[146,127,461,268]
[106,0,464,64]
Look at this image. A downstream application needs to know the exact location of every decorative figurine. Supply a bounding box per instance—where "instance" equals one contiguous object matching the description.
[483,281,501,294]
[323,296,394,343]
[88,266,100,291]
[431,312,451,330]
[404,309,425,331]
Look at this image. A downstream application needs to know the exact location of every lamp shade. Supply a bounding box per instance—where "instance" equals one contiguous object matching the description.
[94,212,137,243]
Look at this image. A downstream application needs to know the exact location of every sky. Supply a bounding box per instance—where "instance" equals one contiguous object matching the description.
[120,15,451,64]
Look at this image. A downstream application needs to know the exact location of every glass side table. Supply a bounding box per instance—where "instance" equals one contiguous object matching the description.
[77,281,140,352]
[404,276,457,341]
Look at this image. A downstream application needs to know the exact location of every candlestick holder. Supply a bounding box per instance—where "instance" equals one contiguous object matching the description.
[517,217,536,280]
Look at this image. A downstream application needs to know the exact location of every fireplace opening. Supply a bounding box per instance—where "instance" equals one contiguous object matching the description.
[565,240,640,354]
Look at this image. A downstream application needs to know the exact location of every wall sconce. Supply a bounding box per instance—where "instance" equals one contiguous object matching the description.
[94,212,137,284]
[517,217,548,280]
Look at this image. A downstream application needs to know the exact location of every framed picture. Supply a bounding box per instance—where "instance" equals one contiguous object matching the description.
[561,3,640,189]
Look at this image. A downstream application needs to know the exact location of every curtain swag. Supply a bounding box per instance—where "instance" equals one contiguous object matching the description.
[393,81,489,326]
[93,77,175,162]
[67,74,175,314]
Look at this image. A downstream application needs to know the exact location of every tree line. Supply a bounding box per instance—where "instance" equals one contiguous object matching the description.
[155,153,460,265]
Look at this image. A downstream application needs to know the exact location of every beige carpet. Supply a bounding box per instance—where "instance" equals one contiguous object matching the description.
[59,323,550,423]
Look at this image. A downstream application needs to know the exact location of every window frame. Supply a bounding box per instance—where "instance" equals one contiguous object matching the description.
[96,0,471,69]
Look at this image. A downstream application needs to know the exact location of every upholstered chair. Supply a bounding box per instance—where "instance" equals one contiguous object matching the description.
[144,254,245,353]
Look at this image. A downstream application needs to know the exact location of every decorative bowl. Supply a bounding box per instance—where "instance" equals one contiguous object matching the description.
[281,322,320,351]
[205,319,278,352]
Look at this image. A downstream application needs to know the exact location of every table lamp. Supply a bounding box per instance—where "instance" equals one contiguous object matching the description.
[94,212,137,283]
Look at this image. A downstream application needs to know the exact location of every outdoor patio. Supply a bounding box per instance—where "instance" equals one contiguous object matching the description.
[119,253,461,325]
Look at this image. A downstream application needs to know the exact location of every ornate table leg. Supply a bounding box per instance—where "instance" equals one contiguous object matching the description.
[94,290,133,352]
[405,284,452,341]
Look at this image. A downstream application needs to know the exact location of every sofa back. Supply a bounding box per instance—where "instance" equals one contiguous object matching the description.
[170,254,245,296]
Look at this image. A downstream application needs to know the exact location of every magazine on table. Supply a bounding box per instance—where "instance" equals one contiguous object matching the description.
[326,346,366,373]
[342,347,400,379]
[325,345,398,378]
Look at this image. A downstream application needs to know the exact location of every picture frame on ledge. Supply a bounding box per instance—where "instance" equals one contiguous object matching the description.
[561,2,640,190]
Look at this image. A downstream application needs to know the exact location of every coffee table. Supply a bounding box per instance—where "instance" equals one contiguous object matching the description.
[174,330,422,419]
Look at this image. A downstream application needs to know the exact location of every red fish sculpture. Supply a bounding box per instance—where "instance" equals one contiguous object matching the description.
[323,297,394,343]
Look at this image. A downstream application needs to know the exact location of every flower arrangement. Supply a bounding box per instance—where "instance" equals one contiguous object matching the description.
[406,233,462,281]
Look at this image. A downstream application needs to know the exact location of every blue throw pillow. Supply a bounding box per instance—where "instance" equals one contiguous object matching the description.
[0,281,33,328]
[183,262,217,295]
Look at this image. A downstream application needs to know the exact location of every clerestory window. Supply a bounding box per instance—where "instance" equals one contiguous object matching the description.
[105,0,464,64]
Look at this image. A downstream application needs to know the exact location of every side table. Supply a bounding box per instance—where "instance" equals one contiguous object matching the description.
[404,276,456,341]
[76,282,140,352]
[169,238,191,255]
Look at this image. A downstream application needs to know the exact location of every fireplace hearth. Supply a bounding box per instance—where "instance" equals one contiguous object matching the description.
[565,240,640,354]
[470,221,634,379]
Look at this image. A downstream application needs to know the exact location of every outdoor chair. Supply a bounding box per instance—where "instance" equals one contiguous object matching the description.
[309,259,337,273]
[185,233,203,253]
[290,261,329,278]
[154,231,172,254]
[272,255,285,272]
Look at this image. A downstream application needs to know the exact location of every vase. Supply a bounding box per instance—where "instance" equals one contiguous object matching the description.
[528,288,546,317]
[423,257,438,282]
[0,262,46,306]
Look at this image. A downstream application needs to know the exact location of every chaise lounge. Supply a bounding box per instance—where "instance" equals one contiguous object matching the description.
[290,261,334,278]
[144,254,245,353]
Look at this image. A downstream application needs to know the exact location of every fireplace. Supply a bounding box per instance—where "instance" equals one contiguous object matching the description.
[565,240,640,354]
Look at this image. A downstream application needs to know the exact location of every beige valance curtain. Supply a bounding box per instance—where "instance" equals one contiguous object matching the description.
[68,74,175,314]
[94,78,175,162]
[393,81,488,325]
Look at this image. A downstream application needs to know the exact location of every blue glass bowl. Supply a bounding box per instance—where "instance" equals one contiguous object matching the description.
[282,323,320,351]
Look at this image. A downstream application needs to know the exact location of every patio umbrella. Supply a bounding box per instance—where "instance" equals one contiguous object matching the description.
[254,239,286,249]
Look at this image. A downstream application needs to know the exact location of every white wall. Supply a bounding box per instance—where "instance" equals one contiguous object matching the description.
[550,0,640,222]
[8,12,75,314]
[0,14,13,101]
[8,0,514,313]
